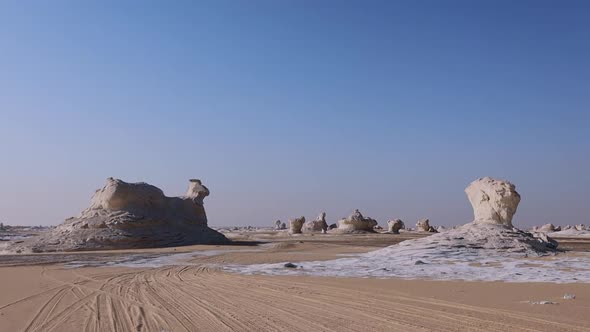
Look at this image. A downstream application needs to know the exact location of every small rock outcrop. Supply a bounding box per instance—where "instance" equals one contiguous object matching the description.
[280,222,287,230]
[575,224,587,231]
[289,216,306,234]
[8,178,227,253]
[465,177,520,226]
[387,219,404,234]
[274,220,282,230]
[303,212,328,233]
[537,224,556,233]
[416,219,437,232]
[336,209,377,233]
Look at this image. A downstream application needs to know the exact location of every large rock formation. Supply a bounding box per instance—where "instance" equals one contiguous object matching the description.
[303,212,328,233]
[336,209,377,233]
[465,177,520,226]
[415,219,437,232]
[417,177,556,254]
[8,178,227,253]
[289,216,305,234]
[387,219,404,234]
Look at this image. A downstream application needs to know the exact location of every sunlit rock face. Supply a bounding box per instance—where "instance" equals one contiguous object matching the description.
[387,219,404,234]
[465,177,521,226]
[337,209,378,233]
[289,216,306,234]
[303,212,328,233]
[8,178,227,253]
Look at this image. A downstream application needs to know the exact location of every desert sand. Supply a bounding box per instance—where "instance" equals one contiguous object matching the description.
[1,233,590,332]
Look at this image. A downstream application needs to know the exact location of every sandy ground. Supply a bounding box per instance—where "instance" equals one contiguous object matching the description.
[1,232,589,332]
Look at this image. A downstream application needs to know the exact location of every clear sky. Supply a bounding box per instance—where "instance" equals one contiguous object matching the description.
[1,1,589,228]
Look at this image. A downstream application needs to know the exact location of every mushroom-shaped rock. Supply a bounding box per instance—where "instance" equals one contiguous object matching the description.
[465,177,521,226]
[389,177,557,254]
[8,178,227,253]
[303,212,328,233]
[387,219,404,234]
[289,216,306,234]
[337,209,378,233]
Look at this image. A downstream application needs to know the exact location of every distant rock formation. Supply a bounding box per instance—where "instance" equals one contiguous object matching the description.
[274,220,282,230]
[465,177,520,226]
[280,222,287,230]
[416,219,437,233]
[8,178,227,253]
[289,216,305,234]
[387,219,404,234]
[336,209,377,233]
[537,223,556,233]
[303,212,328,233]
[372,177,558,256]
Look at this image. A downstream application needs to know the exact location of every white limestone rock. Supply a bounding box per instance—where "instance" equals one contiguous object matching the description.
[365,177,556,256]
[336,209,378,233]
[537,224,556,233]
[8,178,227,253]
[465,177,520,226]
[416,219,437,233]
[289,216,306,234]
[387,219,404,234]
[303,212,328,233]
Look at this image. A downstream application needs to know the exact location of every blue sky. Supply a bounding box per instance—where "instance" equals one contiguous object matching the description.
[1,0,589,227]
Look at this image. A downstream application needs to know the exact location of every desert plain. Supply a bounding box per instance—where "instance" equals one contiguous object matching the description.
[1,230,590,332]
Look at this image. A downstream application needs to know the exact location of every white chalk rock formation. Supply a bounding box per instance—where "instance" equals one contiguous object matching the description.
[387,219,404,234]
[9,178,227,253]
[289,216,306,234]
[274,220,282,230]
[336,209,378,233]
[537,224,556,233]
[465,177,520,226]
[373,177,557,256]
[303,212,328,233]
[415,219,437,232]
[575,224,587,231]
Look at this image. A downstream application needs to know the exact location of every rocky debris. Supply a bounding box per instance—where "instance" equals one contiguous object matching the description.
[328,223,337,230]
[336,209,378,233]
[289,216,306,234]
[8,178,227,253]
[284,262,298,268]
[303,212,328,233]
[563,294,576,300]
[374,225,383,230]
[387,219,404,234]
[465,177,520,226]
[415,219,437,233]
